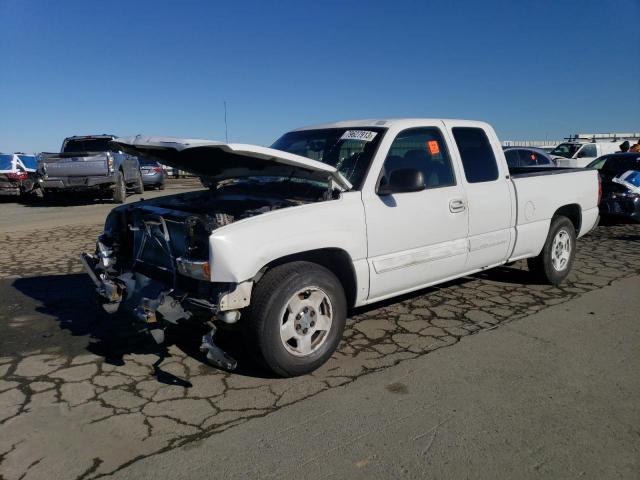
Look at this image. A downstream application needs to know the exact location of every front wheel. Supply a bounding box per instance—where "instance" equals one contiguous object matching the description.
[527,215,576,285]
[245,261,347,377]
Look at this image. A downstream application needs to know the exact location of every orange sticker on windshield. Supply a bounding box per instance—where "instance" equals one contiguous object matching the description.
[427,140,440,155]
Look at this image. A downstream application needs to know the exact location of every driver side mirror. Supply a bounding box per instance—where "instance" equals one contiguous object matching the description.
[378,168,425,195]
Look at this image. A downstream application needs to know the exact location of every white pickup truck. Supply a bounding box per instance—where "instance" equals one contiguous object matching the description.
[82,119,599,377]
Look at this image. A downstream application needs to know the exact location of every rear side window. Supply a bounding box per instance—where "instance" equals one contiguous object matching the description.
[381,127,456,189]
[602,156,640,176]
[504,150,519,167]
[519,149,551,166]
[452,127,499,183]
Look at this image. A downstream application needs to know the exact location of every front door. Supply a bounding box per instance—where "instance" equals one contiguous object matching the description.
[364,125,469,301]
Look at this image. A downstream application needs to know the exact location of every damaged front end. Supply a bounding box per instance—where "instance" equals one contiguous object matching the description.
[81,204,248,370]
[81,135,348,371]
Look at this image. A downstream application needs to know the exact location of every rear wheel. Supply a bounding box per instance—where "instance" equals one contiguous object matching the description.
[133,170,144,194]
[112,171,126,204]
[527,215,576,285]
[245,261,347,377]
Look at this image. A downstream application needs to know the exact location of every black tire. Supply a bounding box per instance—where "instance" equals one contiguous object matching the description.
[527,215,576,285]
[112,170,126,204]
[158,182,165,190]
[245,261,347,377]
[133,170,144,194]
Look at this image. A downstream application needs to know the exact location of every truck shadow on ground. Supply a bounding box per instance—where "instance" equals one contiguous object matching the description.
[10,274,270,384]
[17,192,120,207]
[10,264,536,383]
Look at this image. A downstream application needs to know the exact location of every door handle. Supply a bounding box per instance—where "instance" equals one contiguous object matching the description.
[449,199,466,213]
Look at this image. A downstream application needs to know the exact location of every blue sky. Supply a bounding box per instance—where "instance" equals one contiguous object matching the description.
[1,0,638,153]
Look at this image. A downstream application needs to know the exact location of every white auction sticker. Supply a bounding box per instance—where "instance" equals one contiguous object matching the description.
[340,130,378,142]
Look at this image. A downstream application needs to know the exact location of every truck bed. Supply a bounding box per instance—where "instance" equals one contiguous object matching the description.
[508,165,599,261]
[509,166,586,177]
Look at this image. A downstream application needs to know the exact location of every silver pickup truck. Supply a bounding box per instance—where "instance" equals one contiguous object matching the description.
[39,135,144,203]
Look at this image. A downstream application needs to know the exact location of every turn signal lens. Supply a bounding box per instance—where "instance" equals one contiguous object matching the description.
[176,257,211,280]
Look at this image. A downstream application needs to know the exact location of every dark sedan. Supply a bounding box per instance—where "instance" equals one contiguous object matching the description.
[503,147,557,168]
[139,158,166,190]
[587,153,640,222]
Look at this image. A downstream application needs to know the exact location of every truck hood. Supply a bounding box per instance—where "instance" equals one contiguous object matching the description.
[113,136,352,191]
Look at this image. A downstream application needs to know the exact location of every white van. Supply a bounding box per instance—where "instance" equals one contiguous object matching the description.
[550,141,623,168]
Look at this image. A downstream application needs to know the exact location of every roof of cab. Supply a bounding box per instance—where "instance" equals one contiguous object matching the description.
[64,134,116,140]
[292,118,489,131]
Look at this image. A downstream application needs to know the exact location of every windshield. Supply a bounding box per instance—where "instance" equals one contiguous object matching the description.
[598,155,640,175]
[550,143,581,158]
[63,138,113,153]
[271,127,386,189]
[17,155,37,171]
[0,154,14,171]
[139,157,160,166]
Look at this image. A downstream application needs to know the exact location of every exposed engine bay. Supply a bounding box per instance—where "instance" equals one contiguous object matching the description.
[81,180,337,369]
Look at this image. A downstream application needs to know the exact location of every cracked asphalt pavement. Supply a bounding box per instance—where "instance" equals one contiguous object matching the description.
[1,188,639,479]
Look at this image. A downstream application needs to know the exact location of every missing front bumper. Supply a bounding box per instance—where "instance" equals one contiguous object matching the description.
[80,252,238,370]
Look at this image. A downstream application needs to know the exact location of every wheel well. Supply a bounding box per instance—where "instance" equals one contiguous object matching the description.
[259,249,358,308]
[553,204,581,234]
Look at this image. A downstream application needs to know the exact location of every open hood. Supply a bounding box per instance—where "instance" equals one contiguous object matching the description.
[113,136,352,191]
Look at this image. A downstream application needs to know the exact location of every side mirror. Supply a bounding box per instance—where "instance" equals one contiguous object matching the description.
[378,168,425,195]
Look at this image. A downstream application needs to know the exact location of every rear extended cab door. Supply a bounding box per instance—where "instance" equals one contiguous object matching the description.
[443,121,516,270]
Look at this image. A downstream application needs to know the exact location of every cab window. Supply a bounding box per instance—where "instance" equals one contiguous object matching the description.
[504,150,519,167]
[380,128,456,189]
[519,149,543,166]
[452,127,499,183]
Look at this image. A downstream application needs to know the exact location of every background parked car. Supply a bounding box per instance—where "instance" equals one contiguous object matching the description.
[503,147,557,168]
[139,158,166,190]
[39,135,143,203]
[549,141,619,168]
[0,153,39,197]
[587,153,640,222]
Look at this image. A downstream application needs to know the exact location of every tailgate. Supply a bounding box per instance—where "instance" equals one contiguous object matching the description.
[42,154,109,177]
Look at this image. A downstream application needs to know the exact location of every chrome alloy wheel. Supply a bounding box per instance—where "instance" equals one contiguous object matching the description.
[279,287,333,356]
[551,229,572,271]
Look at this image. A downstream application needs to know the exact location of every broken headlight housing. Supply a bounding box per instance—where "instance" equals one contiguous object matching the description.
[176,257,211,281]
